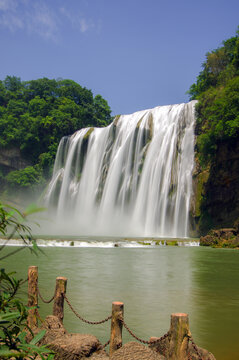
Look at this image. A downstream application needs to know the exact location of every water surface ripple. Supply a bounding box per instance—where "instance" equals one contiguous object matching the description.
[2,245,239,360]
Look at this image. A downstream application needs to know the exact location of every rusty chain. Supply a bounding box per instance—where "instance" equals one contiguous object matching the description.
[20,277,29,286]
[101,339,111,349]
[28,279,204,358]
[63,293,112,325]
[37,286,55,304]
[120,315,169,346]
[155,330,170,357]
[187,335,203,360]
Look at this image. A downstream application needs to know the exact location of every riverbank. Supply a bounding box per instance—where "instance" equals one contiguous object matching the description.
[200,225,239,248]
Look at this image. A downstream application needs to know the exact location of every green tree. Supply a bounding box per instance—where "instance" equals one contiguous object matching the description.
[6,166,44,190]
[0,76,112,194]
[3,76,22,92]
[93,94,112,127]
[188,27,239,166]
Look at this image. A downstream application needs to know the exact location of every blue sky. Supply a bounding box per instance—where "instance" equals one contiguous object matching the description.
[0,0,238,116]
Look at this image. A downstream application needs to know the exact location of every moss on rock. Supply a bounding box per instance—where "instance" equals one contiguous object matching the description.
[166,241,178,246]
[83,127,94,140]
[193,168,210,218]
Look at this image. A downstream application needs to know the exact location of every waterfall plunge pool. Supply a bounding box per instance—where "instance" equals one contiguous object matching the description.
[1,244,239,360]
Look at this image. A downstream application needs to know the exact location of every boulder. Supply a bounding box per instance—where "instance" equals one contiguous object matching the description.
[200,228,239,248]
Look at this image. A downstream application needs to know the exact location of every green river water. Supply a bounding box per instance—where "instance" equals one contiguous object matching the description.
[1,244,239,360]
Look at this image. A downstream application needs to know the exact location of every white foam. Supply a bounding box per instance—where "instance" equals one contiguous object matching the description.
[0,238,200,248]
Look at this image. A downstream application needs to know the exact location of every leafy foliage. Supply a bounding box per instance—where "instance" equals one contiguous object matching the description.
[0,202,53,359]
[0,77,112,190]
[0,203,31,241]
[0,202,44,246]
[188,27,239,166]
[0,270,53,359]
[6,166,44,190]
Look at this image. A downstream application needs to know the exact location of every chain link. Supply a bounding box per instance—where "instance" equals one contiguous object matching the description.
[37,286,55,304]
[120,316,169,346]
[155,330,170,357]
[20,277,29,286]
[187,335,203,360]
[32,280,203,359]
[101,339,110,349]
[63,293,112,325]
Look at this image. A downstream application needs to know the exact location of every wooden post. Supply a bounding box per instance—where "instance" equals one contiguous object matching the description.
[109,301,124,356]
[168,313,190,360]
[27,266,38,328]
[53,276,67,323]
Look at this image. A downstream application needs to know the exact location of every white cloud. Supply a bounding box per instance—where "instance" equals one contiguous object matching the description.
[0,12,23,31]
[0,0,17,12]
[26,3,58,41]
[0,1,97,41]
[0,0,58,41]
[79,18,93,33]
[59,6,70,19]
[0,0,23,32]
[59,6,95,33]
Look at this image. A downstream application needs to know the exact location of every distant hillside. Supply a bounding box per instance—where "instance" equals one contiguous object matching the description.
[0,77,112,199]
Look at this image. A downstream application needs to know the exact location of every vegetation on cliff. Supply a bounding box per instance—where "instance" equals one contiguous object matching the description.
[0,77,112,195]
[189,27,239,237]
[188,27,239,166]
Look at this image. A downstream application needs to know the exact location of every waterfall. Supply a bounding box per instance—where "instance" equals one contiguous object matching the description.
[45,101,196,238]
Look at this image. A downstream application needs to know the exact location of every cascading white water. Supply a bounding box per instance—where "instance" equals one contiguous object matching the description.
[45,101,196,238]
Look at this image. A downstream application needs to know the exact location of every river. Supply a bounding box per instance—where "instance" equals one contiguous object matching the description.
[1,243,239,360]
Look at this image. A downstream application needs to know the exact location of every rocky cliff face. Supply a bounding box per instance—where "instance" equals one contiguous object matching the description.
[192,136,239,235]
[0,147,30,175]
